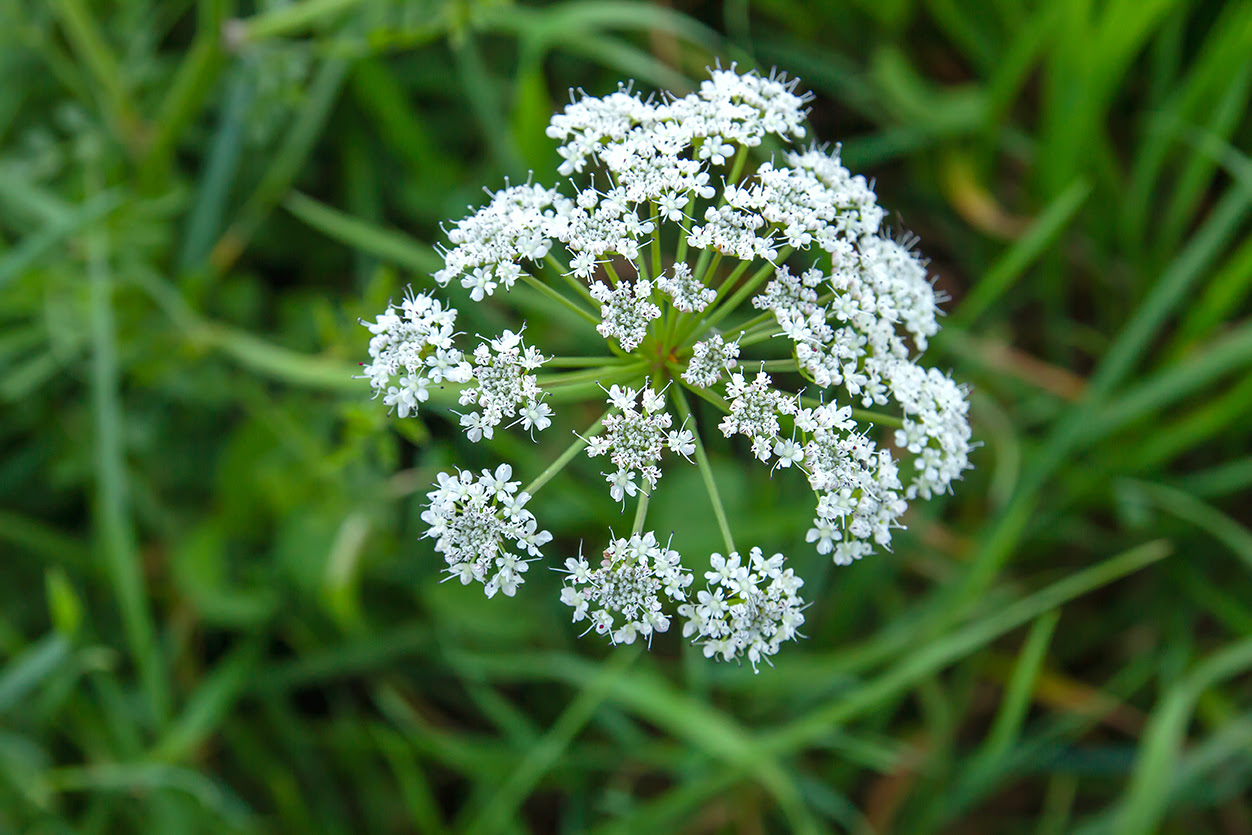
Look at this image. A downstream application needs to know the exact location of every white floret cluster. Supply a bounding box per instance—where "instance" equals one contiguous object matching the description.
[678,548,807,672]
[364,65,973,669]
[362,290,472,417]
[682,333,740,388]
[656,262,716,312]
[558,531,693,646]
[421,465,552,598]
[456,329,551,442]
[585,384,694,503]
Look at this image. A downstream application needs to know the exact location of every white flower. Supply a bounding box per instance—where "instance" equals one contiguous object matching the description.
[558,532,693,645]
[683,334,740,388]
[421,467,551,596]
[361,289,470,418]
[586,384,675,502]
[590,278,662,352]
[456,330,551,443]
[678,547,806,672]
[656,262,716,313]
[718,370,797,461]
[363,65,972,664]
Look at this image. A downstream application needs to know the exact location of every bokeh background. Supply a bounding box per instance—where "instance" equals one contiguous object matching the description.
[3,0,1251,832]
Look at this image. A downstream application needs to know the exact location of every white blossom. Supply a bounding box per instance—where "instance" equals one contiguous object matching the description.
[456,329,551,443]
[586,384,674,503]
[361,290,472,418]
[590,278,662,352]
[421,465,552,597]
[362,65,973,663]
[678,547,806,672]
[656,262,716,313]
[558,532,693,645]
[683,333,740,388]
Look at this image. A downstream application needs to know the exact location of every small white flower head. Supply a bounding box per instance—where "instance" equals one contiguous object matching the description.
[656,262,716,313]
[682,333,740,388]
[590,277,662,352]
[678,547,806,672]
[586,383,677,503]
[456,329,551,443]
[421,465,552,598]
[718,370,798,462]
[434,181,571,292]
[360,289,472,417]
[558,531,693,645]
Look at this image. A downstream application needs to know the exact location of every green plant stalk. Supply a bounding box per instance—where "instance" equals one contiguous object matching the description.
[681,250,793,345]
[631,491,650,536]
[544,254,599,307]
[671,386,735,553]
[52,0,142,153]
[241,0,366,40]
[520,273,600,326]
[461,647,642,835]
[86,172,169,725]
[523,411,610,496]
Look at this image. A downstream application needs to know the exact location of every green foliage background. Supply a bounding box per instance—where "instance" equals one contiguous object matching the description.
[2,0,1251,832]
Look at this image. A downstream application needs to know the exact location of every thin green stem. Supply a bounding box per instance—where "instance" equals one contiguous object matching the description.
[520,273,599,326]
[727,143,750,184]
[650,207,663,280]
[523,409,611,496]
[544,356,635,368]
[603,261,624,287]
[693,252,723,290]
[86,167,169,725]
[631,492,650,536]
[537,361,647,389]
[671,387,735,554]
[545,254,599,308]
[53,0,142,153]
[242,0,367,41]
[678,251,792,347]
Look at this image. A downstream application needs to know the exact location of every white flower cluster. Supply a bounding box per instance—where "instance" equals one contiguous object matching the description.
[558,531,693,645]
[799,403,908,565]
[585,384,693,503]
[421,465,552,598]
[718,370,797,461]
[678,548,806,672]
[361,290,472,418]
[456,329,550,442]
[656,262,715,312]
[683,333,740,388]
[590,278,661,352]
[433,182,568,294]
[890,364,973,500]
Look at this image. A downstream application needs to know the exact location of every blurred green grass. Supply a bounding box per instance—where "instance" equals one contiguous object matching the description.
[1,0,1250,832]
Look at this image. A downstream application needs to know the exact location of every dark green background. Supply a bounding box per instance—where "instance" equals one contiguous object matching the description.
[2,0,1251,832]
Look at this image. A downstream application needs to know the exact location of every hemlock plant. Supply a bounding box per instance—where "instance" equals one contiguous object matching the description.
[362,66,972,671]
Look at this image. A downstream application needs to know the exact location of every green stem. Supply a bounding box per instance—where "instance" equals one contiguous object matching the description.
[520,273,599,326]
[650,206,663,279]
[545,254,599,308]
[678,251,791,348]
[523,409,610,495]
[631,491,650,536]
[727,143,750,184]
[671,387,736,554]
[53,0,142,154]
[544,356,635,368]
[86,167,169,725]
[241,0,367,40]
[603,261,625,287]
[537,361,647,388]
